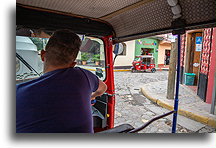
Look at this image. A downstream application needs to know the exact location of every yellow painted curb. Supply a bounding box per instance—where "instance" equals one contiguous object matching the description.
[85,68,97,71]
[141,87,216,128]
[208,118,216,128]
[184,111,209,124]
[141,87,157,103]
[157,100,174,111]
[114,69,131,72]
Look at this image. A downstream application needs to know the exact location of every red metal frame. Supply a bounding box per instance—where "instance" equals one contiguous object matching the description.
[102,35,115,129]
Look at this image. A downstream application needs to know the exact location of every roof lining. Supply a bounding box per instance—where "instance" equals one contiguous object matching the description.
[99,0,154,20]
[114,20,216,43]
[17,3,114,31]
[16,5,115,37]
[17,1,216,43]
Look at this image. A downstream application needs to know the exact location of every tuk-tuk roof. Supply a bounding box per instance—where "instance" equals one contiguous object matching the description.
[16,0,216,43]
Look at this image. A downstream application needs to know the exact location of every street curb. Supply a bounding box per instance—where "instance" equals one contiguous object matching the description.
[141,87,216,128]
[114,69,131,72]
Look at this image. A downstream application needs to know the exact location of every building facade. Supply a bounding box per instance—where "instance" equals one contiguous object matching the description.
[114,36,172,69]
[114,40,135,67]
[135,38,159,67]
[180,28,216,108]
[206,28,216,105]
[158,40,171,68]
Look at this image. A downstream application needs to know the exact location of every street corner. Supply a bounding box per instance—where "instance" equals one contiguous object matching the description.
[156,100,173,111]
[140,87,157,103]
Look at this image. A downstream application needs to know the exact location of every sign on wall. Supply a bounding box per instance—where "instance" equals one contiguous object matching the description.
[136,40,157,46]
[195,36,203,51]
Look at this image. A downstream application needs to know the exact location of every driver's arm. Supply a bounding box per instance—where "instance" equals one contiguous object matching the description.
[91,80,107,100]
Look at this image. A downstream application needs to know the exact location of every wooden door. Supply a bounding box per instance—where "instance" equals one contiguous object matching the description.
[191,33,202,85]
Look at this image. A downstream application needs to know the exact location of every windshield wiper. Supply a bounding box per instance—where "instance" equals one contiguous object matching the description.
[16,52,40,76]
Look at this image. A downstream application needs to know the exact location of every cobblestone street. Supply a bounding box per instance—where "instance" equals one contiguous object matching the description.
[114,71,215,133]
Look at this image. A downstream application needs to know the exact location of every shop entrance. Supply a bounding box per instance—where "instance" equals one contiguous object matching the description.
[141,48,153,55]
[184,31,204,94]
[188,32,203,86]
[165,50,170,65]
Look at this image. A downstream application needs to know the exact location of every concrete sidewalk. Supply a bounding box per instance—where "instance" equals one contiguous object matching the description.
[141,80,216,128]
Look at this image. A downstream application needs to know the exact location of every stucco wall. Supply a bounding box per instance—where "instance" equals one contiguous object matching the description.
[114,40,135,66]
[158,42,171,65]
[206,28,216,104]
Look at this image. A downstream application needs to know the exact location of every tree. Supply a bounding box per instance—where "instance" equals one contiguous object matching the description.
[29,37,49,51]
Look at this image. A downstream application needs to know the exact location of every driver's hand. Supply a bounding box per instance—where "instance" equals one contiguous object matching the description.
[91,99,96,106]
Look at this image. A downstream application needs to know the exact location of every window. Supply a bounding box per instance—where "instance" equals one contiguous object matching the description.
[75,37,106,80]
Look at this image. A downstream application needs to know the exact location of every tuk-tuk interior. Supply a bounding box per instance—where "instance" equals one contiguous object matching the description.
[16,0,216,133]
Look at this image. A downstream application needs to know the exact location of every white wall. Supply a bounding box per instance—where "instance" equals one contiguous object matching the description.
[114,40,135,66]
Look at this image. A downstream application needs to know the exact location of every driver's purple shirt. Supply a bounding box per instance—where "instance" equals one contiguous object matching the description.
[16,67,99,133]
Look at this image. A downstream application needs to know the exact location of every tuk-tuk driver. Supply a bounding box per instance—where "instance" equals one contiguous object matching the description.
[16,29,107,133]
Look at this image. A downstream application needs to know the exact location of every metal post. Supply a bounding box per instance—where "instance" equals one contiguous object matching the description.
[172,34,181,133]
[211,72,216,115]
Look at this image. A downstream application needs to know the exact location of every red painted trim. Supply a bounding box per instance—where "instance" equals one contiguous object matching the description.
[180,34,186,67]
[102,36,115,129]
[206,28,216,104]
[200,28,213,75]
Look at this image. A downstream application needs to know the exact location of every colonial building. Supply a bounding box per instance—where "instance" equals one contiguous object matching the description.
[134,38,159,67]
[180,28,216,109]
[114,35,172,69]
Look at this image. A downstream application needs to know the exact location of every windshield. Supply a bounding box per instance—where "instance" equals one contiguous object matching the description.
[142,58,151,65]
[76,37,106,80]
[16,34,106,84]
[16,36,44,84]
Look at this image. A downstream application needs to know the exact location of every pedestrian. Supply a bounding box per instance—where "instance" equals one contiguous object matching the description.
[16,29,107,133]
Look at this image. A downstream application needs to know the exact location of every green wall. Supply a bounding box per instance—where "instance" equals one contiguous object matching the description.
[135,38,159,67]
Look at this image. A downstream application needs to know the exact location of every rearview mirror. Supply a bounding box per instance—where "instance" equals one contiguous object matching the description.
[113,43,124,55]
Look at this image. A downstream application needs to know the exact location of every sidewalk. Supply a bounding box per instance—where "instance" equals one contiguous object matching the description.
[141,80,216,128]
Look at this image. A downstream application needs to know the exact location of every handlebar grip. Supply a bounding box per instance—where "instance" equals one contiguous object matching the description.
[91,99,97,104]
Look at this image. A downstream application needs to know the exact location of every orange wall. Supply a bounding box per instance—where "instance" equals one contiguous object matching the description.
[158,42,171,65]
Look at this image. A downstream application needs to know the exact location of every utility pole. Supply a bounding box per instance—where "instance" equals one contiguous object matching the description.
[210,63,216,114]
[167,38,178,100]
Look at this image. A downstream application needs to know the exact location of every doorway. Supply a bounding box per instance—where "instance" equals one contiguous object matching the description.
[188,32,203,85]
[141,48,153,55]
[165,50,170,65]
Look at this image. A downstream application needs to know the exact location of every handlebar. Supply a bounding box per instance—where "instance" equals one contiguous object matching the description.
[128,110,175,133]
[91,99,97,104]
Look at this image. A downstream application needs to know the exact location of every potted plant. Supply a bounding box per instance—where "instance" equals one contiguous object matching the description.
[92,54,100,65]
[81,52,89,65]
